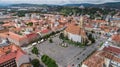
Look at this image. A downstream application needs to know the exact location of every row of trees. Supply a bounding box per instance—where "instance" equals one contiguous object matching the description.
[42,31,60,40]
[41,55,58,67]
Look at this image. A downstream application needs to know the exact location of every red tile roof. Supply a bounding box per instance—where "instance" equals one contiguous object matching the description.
[2,23,13,27]
[26,33,38,42]
[65,23,86,36]
[112,34,120,43]
[103,46,120,55]
[92,20,106,23]
[85,24,93,28]
[83,46,120,67]
[100,51,120,63]
[26,33,38,38]
[8,32,28,42]
[41,29,49,34]
[0,52,16,64]
[83,51,104,67]
[83,50,120,67]
[16,50,26,61]
[0,44,26,64]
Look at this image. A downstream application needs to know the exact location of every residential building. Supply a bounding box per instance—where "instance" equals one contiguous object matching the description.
[111,33,120,45]
[7,32,28,46]
[82,45,120,67]
[0,44,31,67]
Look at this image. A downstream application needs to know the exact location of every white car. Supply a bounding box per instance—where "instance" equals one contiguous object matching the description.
[40,39,44,42]
[32,42,37,46]
[38,41,41,44]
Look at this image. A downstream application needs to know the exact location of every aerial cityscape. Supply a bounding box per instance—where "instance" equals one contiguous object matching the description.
[0,0,120,67]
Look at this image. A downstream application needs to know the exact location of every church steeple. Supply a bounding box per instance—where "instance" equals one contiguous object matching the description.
[79,4,84,29]
[79,15,83,29]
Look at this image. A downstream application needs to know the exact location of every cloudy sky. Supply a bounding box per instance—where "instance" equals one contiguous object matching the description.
[0,0,120,4]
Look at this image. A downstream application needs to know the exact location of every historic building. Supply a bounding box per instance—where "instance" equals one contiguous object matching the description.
[0,44,31,67]
[64,16,88,43]
[82,45,120,67]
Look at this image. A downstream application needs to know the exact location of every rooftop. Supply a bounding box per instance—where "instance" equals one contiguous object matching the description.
[112,34,120,43]
[0,44,26,64]
[65,23,86,36]
[83,51,104,67]
[103,46,120,55]
[83,46,120,67]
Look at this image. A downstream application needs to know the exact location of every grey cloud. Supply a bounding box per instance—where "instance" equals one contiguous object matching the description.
[0,0,120,4]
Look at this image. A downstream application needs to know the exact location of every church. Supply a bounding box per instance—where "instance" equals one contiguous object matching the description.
[64,16,88,43]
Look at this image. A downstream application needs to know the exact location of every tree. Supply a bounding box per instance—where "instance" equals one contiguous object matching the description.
[0,22,4,24]
[49,38,53,43]
[88,34,95,43]
[27,22,33,26]
[41,55,58,67]
[56,30,60,33]
[31,59,40,67]
[51,31,55,35]
[43,34,50,40]
[91,30,95,33]
[65,36,69,40]
[41,55,47,62]
[91,37,95,43]
[84,39,88,45]
[59,33,64,39]
[31,47,39,55]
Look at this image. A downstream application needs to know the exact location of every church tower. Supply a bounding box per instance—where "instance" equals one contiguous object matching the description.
[79,15,83,29]
[79,15,88,44]
[79,15,84,43]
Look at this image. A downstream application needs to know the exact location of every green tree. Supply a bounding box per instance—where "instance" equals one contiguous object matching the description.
[31,59,40,67]
[27,22,33,26]
[51,31,55,35]
[31,47,39,55]
[49,38,53,43]
[88,34,95,43]
[41,55,47,62]
[41,55,58,67]
[91,37,95,43]
[59,33,64,39]
[0,22,4,24]
[91,30,95,33]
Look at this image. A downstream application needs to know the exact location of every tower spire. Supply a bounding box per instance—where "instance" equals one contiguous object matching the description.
[79,15,83,29]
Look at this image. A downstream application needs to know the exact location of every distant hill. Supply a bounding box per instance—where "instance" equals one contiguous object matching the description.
[64,2,120,9]
[64,3,96,7]
[10,3,41,7]
[99,2,120,9]
[10,3,59,7]
[0,2,120,9]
